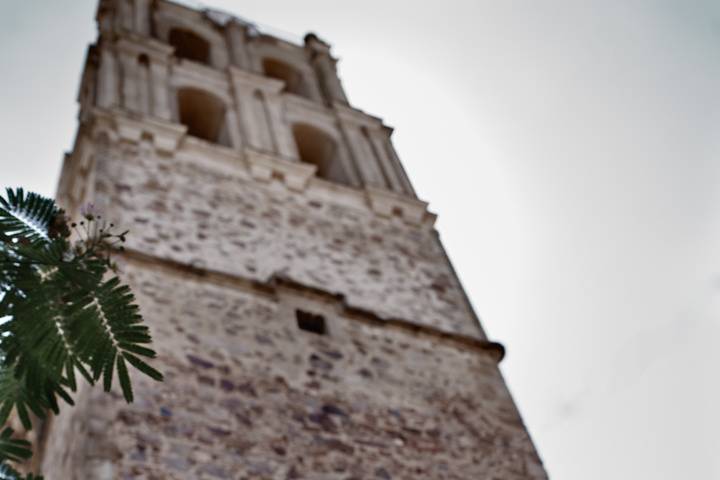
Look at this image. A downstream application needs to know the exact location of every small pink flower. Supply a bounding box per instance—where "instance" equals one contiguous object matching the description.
[80,203,101,220]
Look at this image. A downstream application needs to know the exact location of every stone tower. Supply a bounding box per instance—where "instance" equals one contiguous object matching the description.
[39,0,547,478]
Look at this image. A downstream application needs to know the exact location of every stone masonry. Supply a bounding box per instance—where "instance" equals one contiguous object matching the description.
[39,0,547,478]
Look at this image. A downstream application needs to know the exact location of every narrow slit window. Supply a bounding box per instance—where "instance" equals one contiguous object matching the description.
[296,310,326,335]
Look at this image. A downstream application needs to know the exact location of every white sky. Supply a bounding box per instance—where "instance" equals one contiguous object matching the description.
[1,1,719,478]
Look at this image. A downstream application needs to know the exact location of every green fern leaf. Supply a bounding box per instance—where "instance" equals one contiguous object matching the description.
[116,355,132,403]
[0,460,43,480]
[0,189,58,247]
[0,427,32,463]
[122,353,163,382]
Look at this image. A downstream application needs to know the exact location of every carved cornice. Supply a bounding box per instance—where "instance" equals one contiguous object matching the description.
[245,148,316,191]
[171,61,232,102]
[228,66,284,94]
[333,102,386,129]
[114,33,174,62]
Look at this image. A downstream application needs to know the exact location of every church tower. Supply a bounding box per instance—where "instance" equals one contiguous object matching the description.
[40,0,547,478]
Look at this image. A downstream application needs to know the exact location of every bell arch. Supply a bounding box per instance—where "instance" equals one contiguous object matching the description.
[292,123,350,186]
[168,28,211,65]
[176,87,230,146]
[262,58,311,99]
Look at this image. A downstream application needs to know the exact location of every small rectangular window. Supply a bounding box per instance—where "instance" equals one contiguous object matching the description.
[296,310,326,335]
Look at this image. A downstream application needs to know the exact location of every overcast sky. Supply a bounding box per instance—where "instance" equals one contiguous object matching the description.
[1,1,719,478]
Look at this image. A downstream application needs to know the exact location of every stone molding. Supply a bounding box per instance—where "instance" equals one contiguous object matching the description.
[228,66,284,93]
[84,108,436,228]
[171,60,232,102]
[365,186,429,224]
[333,101,386,130]
[112,110,187,152]
[120,248,506,363]
[115,33,174,62]
[245,148,316,190]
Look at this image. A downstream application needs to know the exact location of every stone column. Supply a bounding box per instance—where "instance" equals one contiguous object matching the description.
[117,0,134,32]
[230,68,286,154]
[118,52,140,112]
[133,0,151,36]
[335,138,362,188]
[299,65,325,104]
[339,123,385,188]
[382,129,416,196]
[136,58,151,116]
[224,107,243,150]
[369,128,405,194]
[115,37,173,120]
[226,21,251,70]
[236,88,272,152]
[264,93,297,159]
[97,46,118,108]
[305,33,349,104]
[149,61,172,120]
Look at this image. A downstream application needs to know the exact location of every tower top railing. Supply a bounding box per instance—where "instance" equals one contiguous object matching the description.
[174,0,306,46]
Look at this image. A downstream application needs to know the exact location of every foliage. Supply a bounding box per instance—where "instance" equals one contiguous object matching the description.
[0,188,163,478]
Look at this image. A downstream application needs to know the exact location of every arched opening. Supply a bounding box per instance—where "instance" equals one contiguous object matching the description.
[262,58,309,98]
[176,88,230,146]
[292,124,349,185]
[169,28,211,65]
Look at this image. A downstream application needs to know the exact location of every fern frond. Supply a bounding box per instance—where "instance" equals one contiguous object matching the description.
[0,460,43,480]
[0,462,24,480]
[0,189,57,247]
[0,187,162,479]
[9,239,67,269]
[0,367,49,431]
[0,279,83,421]
[0,428,31,464]
[63,277,162,402]
[1,284,73,379]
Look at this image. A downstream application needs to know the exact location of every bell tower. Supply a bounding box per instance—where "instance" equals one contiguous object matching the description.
[40,0,547,478]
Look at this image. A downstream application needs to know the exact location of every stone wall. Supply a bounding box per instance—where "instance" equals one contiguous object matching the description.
[42,259,545,479]
[91,138,483,339]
